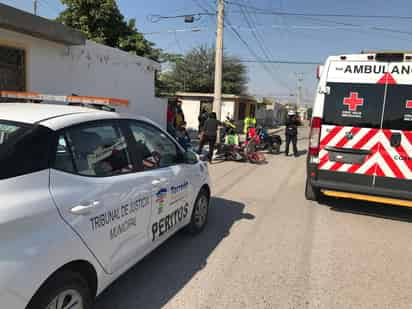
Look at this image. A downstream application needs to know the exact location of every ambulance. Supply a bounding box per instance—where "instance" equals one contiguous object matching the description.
[306,52,412,207]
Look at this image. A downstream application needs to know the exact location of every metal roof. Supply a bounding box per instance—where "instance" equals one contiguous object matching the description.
[0,3,86,45]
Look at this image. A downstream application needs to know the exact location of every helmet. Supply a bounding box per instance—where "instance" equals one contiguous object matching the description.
[288,110,296,116]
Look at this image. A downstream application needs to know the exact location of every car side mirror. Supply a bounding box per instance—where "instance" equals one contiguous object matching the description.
[184,150,199,164]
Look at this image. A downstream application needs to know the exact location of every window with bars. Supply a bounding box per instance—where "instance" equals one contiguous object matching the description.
[0,45,25,97]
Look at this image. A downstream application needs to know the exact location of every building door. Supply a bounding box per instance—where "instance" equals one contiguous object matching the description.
[0,45,25,93]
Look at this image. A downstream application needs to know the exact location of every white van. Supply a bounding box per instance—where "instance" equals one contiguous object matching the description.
[306,52,412,207]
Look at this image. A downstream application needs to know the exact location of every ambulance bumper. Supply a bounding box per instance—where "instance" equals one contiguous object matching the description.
[311,177,412,202]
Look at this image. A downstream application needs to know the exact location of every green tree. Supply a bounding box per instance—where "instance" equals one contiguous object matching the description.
[158,46,248,95]
[57,0,161,61]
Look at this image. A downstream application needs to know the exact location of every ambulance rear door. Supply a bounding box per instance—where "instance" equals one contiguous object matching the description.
[318,60,388,188]
[374,62,412,196]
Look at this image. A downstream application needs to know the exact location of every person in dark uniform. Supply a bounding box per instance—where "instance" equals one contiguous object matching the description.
[285,110,299,157]
[198,112,220,163]
[198,108,209,133]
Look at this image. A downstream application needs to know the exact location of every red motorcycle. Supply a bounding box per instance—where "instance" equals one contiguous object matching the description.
[243,128,266,163]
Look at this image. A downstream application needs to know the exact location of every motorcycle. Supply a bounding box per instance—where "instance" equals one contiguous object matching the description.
[256,126,282,154]
[244,127,266,164]
[215,117,247,162]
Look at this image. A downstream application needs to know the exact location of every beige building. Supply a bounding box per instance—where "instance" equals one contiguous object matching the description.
[175,92,257,131]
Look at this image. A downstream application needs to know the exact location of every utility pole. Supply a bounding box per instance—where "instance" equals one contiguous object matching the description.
[33,0,38,15]
[295,72,303,108]
[213,0,225,120]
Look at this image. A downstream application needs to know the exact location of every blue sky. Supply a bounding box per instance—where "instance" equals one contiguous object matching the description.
[2,0,412,104]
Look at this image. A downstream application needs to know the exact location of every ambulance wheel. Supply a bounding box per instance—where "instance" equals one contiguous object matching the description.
[305,178,320,201]
[27,270,93,309]
[185,189,210,235]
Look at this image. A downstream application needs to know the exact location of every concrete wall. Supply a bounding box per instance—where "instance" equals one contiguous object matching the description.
[0,28,166,127]
[221,100,235,120]
[181,98,238,131]
[181,99,201,130]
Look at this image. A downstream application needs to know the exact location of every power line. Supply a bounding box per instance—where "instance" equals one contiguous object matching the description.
[191,0,214,14]
[192,0,294,91]
[239,0,284,80]
[142,27,207,35]
[148,12,214,23]
[300,15,412,37]
[225,17,294,91]
[239,5,272,62]
[239,59,321,65]
[225,1,412,20]
[244,0,282,69]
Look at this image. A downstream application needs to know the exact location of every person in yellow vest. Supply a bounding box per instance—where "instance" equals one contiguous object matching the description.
[174,100,185,129]
[243,111,257,135]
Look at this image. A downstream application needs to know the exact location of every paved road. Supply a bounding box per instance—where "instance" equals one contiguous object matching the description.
[95,127,412,309]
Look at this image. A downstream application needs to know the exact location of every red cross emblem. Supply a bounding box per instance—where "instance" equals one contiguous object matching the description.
[406,100,412,109]
[343,92,364,112]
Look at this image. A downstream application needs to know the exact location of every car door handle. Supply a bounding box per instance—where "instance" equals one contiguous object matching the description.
[70,201,101,215]
[152,178,167,186]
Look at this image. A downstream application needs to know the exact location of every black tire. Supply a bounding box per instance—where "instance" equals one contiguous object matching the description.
[273,143,281,154]
[267,143,273,154]
[305,178,320,201]
[185,188,210,234]
[27,270,93,309]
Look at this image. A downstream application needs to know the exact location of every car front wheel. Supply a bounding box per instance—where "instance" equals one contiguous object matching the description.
[27,271,93,309]
[185,188,210,234]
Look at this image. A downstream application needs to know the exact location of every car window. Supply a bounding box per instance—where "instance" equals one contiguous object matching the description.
[0,123,21,144]
[323,82,385,128]
[382,85,412,130]
[54,134,76,173]
[64,123,133,177]
[0,121,53,180]
[128,121,180,170]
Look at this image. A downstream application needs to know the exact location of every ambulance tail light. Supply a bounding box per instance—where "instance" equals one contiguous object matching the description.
[309,117,322,156]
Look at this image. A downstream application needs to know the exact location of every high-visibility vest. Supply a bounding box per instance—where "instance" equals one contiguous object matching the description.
[243,117,256,133]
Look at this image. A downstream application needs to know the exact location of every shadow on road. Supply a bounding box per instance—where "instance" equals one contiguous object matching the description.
[320,196,412,223]
[94,197,254,309]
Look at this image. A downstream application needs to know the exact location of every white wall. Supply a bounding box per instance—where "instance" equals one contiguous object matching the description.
[181,99,201,130]
[0,28,166,128]
[221,100,235,120]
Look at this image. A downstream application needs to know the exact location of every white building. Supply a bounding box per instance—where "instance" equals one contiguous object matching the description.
[175,92,257,132]
[0,3,166,127]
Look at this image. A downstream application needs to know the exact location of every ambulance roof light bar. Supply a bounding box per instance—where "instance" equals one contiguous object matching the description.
[361,50,408,62]
[0,91,129,112]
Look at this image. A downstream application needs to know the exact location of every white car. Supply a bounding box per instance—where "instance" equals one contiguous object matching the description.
[0,102,211,309]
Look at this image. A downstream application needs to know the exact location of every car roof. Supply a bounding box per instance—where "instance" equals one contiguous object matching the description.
[0,103,119,128]
[0,102,163,131]
[0,103,109,123]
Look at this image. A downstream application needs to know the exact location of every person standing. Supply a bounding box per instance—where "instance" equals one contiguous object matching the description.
[285,110,299,157]
[174,100,185,130]
[198,112,220,163]
[167,103,176,136]
[243,111,257,135]
[198,108,209,132]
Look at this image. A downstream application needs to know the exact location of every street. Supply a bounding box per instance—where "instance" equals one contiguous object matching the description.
[95,127,412,309]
